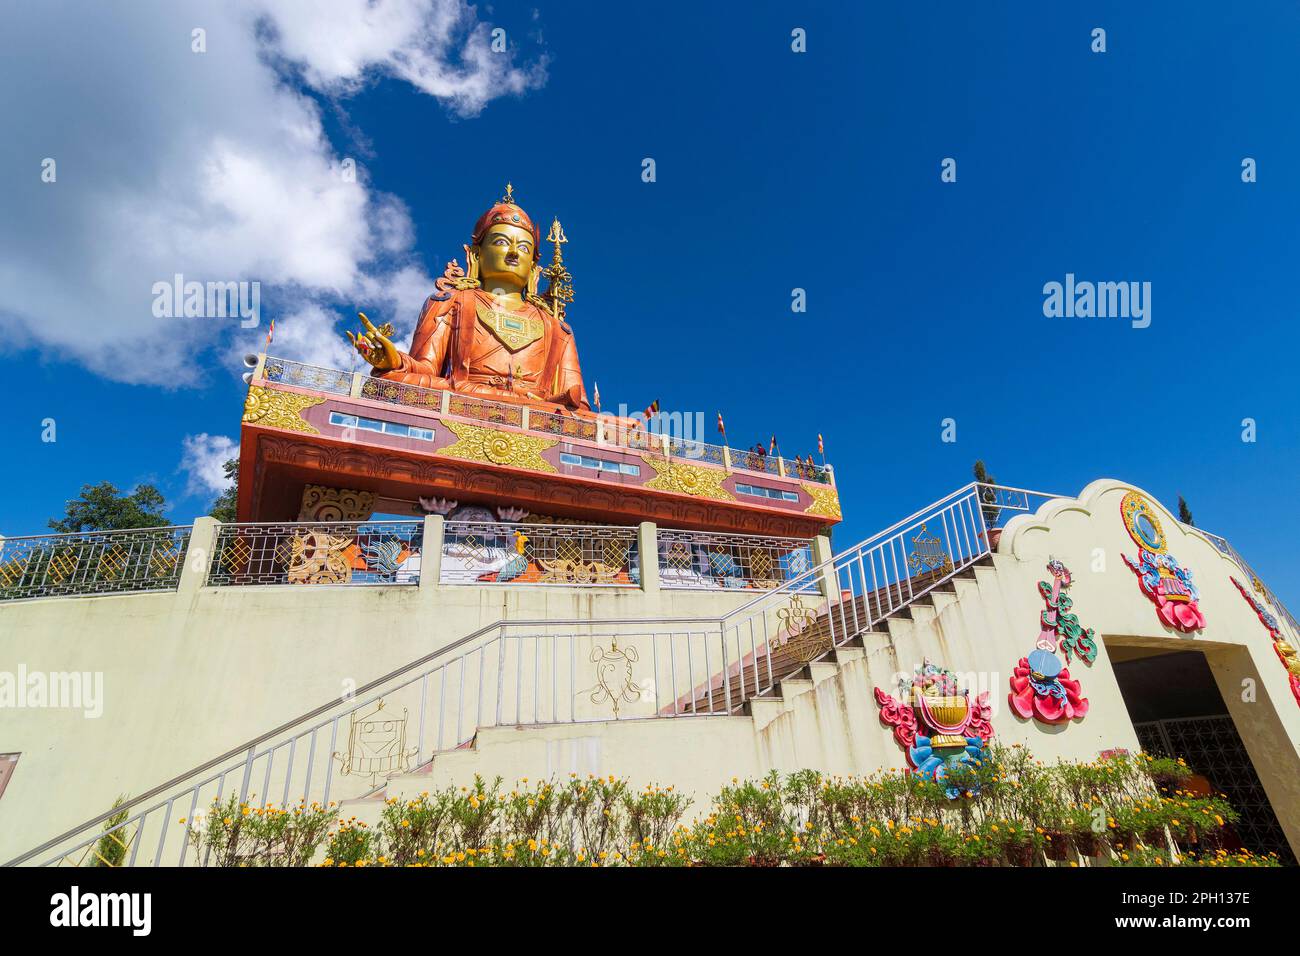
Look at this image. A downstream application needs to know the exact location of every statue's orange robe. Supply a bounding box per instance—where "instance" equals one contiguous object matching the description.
[373,288,591,412]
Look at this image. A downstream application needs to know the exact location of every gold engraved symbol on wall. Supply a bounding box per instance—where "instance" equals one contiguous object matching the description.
[332,699,418,788]
[242,385,324,434]
[589,638,642,716]
[774,594,825,664]
[437,420,558,473]
[476,303,545,352]
[906,523,953,575]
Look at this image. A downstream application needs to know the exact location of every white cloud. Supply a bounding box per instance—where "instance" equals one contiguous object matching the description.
[180,433,239,496]
[256,0,547,116]
[0,0,543,386]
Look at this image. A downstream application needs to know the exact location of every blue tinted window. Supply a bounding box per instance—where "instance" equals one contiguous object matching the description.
[330,411,434,441]
[559,452,639,476]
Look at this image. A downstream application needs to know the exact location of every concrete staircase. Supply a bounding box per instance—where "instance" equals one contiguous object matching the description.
[336,554,999,829]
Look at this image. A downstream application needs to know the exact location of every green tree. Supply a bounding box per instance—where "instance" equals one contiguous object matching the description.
[48,482,168,533]
[973,459,1000,528]
[208,458,239,523]
[89,796,131,867]
[1178,495,1194,527]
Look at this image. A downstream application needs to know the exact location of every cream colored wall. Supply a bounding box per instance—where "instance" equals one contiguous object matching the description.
[6,479,1300,863]
[0,519,760,862]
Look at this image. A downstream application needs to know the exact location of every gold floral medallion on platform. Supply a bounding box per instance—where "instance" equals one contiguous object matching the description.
[802,483,842,520]
[642,454,734,501]
[242,386,324,434]
[437,420,557,472]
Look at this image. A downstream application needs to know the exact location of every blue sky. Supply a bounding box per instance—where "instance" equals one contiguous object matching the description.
[2,1,1298,602]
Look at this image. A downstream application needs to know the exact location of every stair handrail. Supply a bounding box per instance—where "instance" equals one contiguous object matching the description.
[714,482,1064,628]
[2,611,731,867]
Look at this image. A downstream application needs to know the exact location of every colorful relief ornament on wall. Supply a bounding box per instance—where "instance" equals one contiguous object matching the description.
[1008,559,1091,724]
[1230,576,1300,707]
[874,659,993,796]
[1119,491,1206,632]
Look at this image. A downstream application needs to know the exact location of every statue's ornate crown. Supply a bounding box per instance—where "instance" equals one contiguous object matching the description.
[471,181,540,255]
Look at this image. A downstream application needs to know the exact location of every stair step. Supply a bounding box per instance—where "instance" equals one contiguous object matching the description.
[679,558,983,715]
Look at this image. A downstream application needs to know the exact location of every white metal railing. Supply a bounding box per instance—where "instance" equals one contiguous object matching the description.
[687,483,1059,713]
[0,526,192,602]
[439,521,640,587]
[263,357,354,395]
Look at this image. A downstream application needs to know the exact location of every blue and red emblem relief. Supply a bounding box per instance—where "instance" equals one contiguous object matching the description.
[1120,491,1206,633]
[875,659,993,796]
[1008,559,1092,724]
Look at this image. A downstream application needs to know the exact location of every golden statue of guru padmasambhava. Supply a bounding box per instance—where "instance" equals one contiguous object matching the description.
[347,184,590,411]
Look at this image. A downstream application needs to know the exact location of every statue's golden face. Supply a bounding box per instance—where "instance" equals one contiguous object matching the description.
[477,223,535,294]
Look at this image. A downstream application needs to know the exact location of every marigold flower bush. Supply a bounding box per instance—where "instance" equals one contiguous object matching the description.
[180,747,1277,867]
[183,793,335,867]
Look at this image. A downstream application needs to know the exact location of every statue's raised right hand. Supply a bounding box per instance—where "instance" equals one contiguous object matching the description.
[345,312,401,372]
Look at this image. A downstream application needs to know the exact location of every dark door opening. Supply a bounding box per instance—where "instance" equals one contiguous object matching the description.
[1111,647,1294,863]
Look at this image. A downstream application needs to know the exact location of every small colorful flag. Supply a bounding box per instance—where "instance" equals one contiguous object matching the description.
[593,381,601,411]
[643,399,660,420]
[769,434,777,455]
[265,318,275,349]
[818,433,824,455]
[716,411,726,437]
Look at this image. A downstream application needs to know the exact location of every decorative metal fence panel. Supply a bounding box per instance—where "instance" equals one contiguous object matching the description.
[530,408,600,441]
[263,359,354,395]
[657,530,815,592]
[207,521,423,587]
[447,393,523,427]
[0,527,191,602]
[359,375,445,412]
[730,448,783,476]
[663,436,728,467]
[440,521,640,587]
[784,459,829,483]
[1134,716,1295,864]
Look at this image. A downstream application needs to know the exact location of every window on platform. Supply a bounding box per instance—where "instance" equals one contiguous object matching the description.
[329,411,436,442]
[735,482,799,502]
[558,452,640,476]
